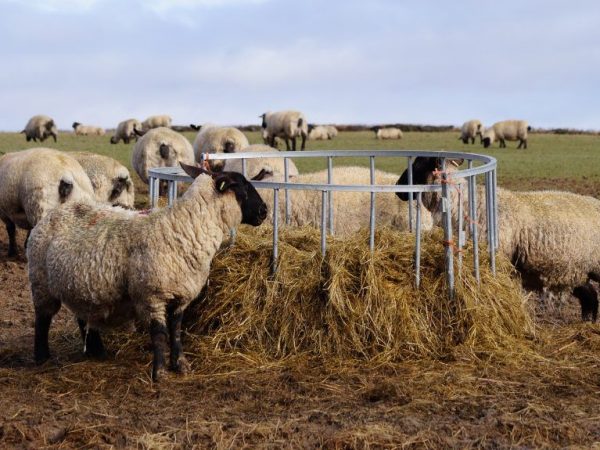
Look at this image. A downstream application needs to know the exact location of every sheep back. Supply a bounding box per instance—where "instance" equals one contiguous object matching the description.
[192,126,249,170]
[142,115,172,131]
[23,115,58,142]
[376,127,403,139]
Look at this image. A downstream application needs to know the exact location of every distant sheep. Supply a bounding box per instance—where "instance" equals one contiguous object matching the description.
[325,125,338,139]
[22,115,58,143]
[70,152,135,208]
[482,120,531,149]
[27,164,268,381]
[110,119,141,144]
[72,122,105,136]
[0,148,96,256]
[222,144,299,181]
[260,110,308,151]
[459,120,483,144]
[141,115,172,131]
[372,126,403,140]
[191,124,249,171]
[131,127,195,184]
[308,125,330,141]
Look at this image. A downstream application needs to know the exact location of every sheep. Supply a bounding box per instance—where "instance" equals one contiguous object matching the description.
[372,126,403,140]
[325,125,338,139]
[396,156,600,294]
[141,115,172,131]
[190,124,249,171]
[21,115,58,143]
[0,148,96,256]
[221,144,299,181]
[70,152,135,208]
[260,110,308,151]
[110,119,142,144]
[572,272,599,323]
[308,125,330,141]
[256,166,433,236]
[459,120,483,144]
[482,120,531,149]
[72,122,106,136]
[131,127,195,184]
[27,163,268,380]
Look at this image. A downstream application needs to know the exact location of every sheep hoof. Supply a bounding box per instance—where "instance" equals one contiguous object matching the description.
[152,366,168,382]
[172,356,191,375]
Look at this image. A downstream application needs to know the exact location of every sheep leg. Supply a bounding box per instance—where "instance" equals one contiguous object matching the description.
[33,299,61,364]
[301,135,306,150]
[167,305,190,374]
[471,137,475,144]
[150,316,169,381]
[291,137,297,151]
[5,220,17,257]
[77,319,105,358]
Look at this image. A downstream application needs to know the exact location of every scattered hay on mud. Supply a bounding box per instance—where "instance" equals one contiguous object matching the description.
[186,226,535,361]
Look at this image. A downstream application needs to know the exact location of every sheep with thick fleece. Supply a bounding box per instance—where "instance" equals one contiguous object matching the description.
[258,166,432,236]
[110,118,141,144]
[0,148,96,256]
[325,125,338,139]
[482,120,531,149]
[191,124,249,171]
[22,115,58,143]
[372,127,403,140]
[308,125,330,141]
[222,144,299,181]
[396,156,600,292]
[131,127,195,184]
[27,164,268,380]
[70,152,135,208]
[142,115,172,131]
[72,122,105,136]
[459,120,483,144]
[260,110,308,151]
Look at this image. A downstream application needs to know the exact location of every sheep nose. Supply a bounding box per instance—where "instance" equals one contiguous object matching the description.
[258,203,267,221]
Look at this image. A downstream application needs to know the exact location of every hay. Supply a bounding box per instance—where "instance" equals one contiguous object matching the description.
[186,226,534,361]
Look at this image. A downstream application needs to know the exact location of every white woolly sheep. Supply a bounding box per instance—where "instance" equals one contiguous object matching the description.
[325,125,338,139]
[0,148,96,256]
[27,164,268,380]
[131,127,195,184]
[190,124,249,171]
[222,144,299,181]
[372,126,403,140]
[397,157,600,293]
[260,110,308,151]
[141,115,172,131]
[308,125,330,141]
[72,122,106,136]
[70,152,135,208]
[482,120,531,149]
[22,115,58,143]
[258,166,433,236]
[459,120,483,144]
[110,118,142,144]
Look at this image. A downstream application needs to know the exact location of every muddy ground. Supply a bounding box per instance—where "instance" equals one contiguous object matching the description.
[1,224,600,449]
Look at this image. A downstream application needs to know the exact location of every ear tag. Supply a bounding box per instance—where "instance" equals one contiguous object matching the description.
[219,181,226,191]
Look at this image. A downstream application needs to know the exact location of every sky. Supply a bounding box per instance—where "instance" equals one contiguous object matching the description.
[1,0,599,131]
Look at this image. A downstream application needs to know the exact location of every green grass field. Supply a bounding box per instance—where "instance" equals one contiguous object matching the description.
[1,130,599,205]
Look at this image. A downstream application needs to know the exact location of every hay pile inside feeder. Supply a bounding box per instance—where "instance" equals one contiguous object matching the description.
[186,226,534,361]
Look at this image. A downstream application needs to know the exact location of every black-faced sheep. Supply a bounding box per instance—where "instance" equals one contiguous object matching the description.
[459,120,483,144]
[72,122,105,136]
[260,111,308,151]
[110,119,141,144]
[191,124,249,171]
[482,120,531,149]
[22,115,58,143]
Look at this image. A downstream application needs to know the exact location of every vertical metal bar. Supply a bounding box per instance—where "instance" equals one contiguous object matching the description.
[407,156,414,232]
[272,189,279,274]
[321,190,327,255]
[242,158,247,177]
[415,192,422,288]
[152,177,160,208]
[471,174,480,284]
[284,158,290,225]
[457,183,464,271]
[327,156,334,235]
[440,158,455,297]
[173,180,178,201]
[467,160,474,238]
[167,180,176,206]
[493,168,499,251]
[369,156,376,252]
[149,176,155,208]
[485,172,496,275]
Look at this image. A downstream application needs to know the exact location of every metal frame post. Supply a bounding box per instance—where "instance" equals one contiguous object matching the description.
[440,159,455,297]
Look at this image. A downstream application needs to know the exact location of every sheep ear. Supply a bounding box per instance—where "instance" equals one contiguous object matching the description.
[58,179,73,200]
[251,168,270,181]
[213,174,237,193]
[180,162,209,179]
[110,177,129,201]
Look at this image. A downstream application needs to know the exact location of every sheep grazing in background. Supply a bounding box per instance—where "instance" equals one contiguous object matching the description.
[141,115,172,132]
[308,125,331,141]
[70,152,135,208]
[110,118,142,144]
[131,127,195,184]
[325,125,338,139]
[396,157,600,301]
[372,126,403,140]
[222,144,299,181]
[260,110,308,151]
[27,163,268,381]
[21,115,58,143]
[191,124,249,171]
[572,273,599,323]
[459,120,483,144]
[254,166,433,236]
[482,120,531,149]
[72,122,106,136]
[0,148,96,256]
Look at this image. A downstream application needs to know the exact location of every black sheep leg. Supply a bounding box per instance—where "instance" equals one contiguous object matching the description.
[5,220,17,257]
[150,318,169,381]
[77,318,105,358]
[167,305,190,374]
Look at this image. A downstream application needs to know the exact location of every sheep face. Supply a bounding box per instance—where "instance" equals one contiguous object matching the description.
[72,122,80,130]
[482,137,492,148]
[109,176,133,206]
[44,121,58,142]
